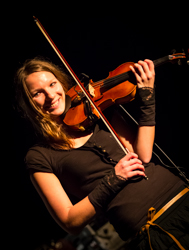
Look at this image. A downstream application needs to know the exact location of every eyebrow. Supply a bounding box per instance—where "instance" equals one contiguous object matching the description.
[29,78,57,93]
[31,88,41,94]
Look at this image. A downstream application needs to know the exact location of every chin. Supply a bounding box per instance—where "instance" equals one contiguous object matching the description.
[50,107,65,117]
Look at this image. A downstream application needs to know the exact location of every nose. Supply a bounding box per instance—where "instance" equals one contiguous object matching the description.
[45,90,55,100]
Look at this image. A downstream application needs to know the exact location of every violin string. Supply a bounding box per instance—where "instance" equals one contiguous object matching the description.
[91,71,131,89]
[91,54,185,90]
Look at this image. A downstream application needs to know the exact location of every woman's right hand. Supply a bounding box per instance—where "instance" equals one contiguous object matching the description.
[115,152,146,180]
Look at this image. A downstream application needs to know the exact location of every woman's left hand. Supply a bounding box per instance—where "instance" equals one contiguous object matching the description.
[129,59,155,89]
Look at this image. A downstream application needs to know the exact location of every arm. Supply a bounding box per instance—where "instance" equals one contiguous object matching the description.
[30,171,96,235]
[111,113,155,163]
[111,59,155,163]
[134,125,155,163]
[131,59,155,163]
[30,152,145,234]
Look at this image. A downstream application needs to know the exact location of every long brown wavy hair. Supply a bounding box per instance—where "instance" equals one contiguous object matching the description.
[14,58,73,150]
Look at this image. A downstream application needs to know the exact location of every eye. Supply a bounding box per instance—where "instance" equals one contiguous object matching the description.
[50,81,56,87]
[33,92,41,98]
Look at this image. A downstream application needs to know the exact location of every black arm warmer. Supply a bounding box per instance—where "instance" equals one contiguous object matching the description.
[135,87,156,126]
[88,168,127,213]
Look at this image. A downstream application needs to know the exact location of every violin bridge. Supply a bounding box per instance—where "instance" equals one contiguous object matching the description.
[88,83,95,97]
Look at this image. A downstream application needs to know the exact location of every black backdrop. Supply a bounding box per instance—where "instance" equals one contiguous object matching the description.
[8,3,188,249]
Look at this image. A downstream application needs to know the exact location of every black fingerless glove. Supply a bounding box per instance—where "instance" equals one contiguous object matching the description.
[135,87,156,126]
[88,168,127,213]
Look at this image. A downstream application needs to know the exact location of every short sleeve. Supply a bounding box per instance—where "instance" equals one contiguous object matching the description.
[25,146,53,173]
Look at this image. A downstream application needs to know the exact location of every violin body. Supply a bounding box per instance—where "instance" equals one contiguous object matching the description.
[33,16,188,156]
[33,16,188,131]
[64,62,137,130]
[63,52,188,130]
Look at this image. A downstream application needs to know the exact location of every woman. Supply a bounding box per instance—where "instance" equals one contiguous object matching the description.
[15,58,189,249]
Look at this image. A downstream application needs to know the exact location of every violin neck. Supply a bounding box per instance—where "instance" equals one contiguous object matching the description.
[103,71,135,88]
[103,55,175,88]
[153,55,174,67]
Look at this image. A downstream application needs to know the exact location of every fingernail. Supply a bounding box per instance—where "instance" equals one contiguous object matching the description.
[144,175,148,180]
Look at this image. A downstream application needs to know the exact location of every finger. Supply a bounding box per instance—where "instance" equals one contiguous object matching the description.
[143,60,155,80]
[129,65,142,83]
[124,152,139,161]
[128,170,146,179]
[144,59,155,73]
[129,163,145,172]
[138,60,150,75]
[128,158,143,166]
[137,60,155,83]
[134,60,155,79]
[137,61,155,88]
[132,63,147,82]
[127,164,146,177]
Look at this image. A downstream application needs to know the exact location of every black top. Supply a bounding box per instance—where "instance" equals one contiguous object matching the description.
[25,123,185,240]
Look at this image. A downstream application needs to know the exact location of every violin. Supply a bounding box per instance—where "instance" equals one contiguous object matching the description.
[33,16,188,156]
[64,53,187,131]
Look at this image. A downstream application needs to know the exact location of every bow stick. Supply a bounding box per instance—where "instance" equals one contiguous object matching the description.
[33,16,129,155]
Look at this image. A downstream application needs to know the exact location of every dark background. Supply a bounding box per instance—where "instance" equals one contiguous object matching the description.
[8,3,188,249]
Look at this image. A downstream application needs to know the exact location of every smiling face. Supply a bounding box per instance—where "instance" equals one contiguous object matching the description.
[26,71,66,119]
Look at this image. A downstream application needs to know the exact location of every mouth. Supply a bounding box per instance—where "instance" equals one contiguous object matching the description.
[51,99,59,108]
[45,98,60,111]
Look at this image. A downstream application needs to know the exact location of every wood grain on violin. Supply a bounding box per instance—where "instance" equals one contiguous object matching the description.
[64,53,186,130]
[33,16,187,156]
